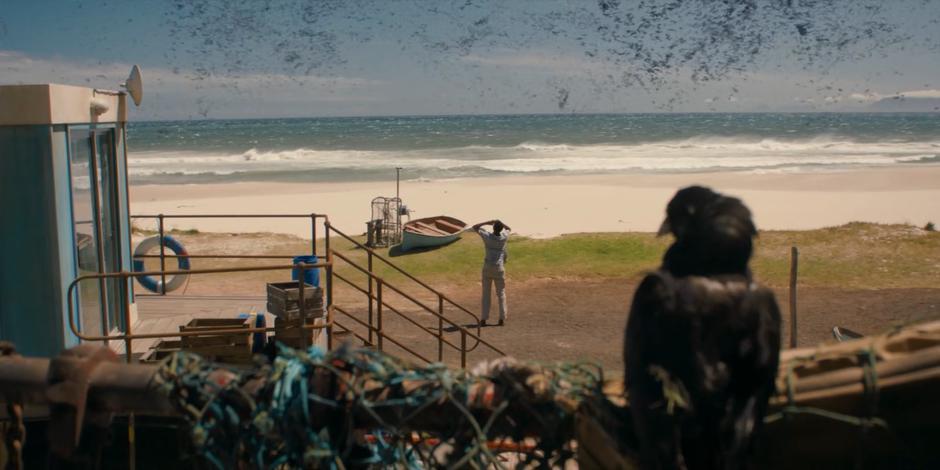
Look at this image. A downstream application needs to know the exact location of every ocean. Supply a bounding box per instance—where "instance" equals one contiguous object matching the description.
[126,113,940,185]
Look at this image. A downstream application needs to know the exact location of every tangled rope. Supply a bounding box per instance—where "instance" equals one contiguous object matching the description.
[155,344,603,468]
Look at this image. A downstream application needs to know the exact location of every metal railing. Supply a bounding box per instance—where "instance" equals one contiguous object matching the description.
[66,261,335,364]
[329,249,504,367]
[130,213,324,295]
[328,224,485,331]
[117,213,504,366]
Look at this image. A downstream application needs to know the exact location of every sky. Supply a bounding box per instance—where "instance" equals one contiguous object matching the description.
[1,0,939,120]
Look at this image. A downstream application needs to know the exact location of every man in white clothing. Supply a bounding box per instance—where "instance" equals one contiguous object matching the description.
[472,219,511,326]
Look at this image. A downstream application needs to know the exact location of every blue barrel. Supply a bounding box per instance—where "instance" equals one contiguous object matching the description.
[291,255,320,287]
[238,313,268,354]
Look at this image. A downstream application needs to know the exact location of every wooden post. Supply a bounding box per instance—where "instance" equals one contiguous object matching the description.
[789,246,799,348]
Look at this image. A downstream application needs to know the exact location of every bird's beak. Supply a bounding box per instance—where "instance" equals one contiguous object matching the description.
[656,218,671,237]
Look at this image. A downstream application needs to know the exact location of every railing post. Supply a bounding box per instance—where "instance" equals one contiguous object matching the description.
[327,308,333,351]
[368,251,374,344]
[122,272,136,470]
[789,246,799,348]
[298,264,308,349]
[122,273,132,358]
[326,264,333,350]
[325,221,332,308]
[460,330,467,368]
[310,213,317,256]
[158,214,167,296]
[438,295,444,362]
[376,279,384,351]
[325,222,334,350]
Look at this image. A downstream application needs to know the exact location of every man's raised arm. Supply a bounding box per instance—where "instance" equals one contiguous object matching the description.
[472,220,497,231]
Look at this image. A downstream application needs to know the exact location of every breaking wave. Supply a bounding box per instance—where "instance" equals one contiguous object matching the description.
[127,136,940,184]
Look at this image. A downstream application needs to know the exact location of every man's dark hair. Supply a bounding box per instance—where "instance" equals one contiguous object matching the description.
[493,220,505,234]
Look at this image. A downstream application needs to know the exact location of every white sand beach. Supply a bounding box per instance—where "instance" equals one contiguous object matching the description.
[130,167,940,238]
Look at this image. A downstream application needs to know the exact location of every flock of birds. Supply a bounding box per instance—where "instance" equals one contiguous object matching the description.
[152,0,934,116]
[625,186,782,469]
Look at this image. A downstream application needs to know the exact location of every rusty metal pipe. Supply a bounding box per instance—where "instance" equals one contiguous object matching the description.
[330,294,461,352]
[131,214,324,219]
[331,273,458,348]
[328,225,481,325]
[133,254,302,259]
[158,214,166,296]
[0,357,172,416]
[331,253,472,331]
[330,251,501,355]
[66,265,329,343]
[438,296,444,362]
[310,213,318,257]
[376,280,384,351]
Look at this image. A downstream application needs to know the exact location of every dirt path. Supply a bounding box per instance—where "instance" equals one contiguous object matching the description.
[361,278,940,373]
[132,230,940,372]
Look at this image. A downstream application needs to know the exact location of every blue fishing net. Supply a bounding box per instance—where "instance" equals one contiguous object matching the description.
[156,344,603,468]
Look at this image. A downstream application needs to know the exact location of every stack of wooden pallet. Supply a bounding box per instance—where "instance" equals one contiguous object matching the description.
[179,318,253,364]
[267,281,324,349]
[140,318,254,364]
[141,339,182,363]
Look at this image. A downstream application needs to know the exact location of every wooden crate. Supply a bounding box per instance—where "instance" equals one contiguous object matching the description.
[140,340,182,363]
[273,316,317,349]
[266,281,324,320]
[179,318,252,363]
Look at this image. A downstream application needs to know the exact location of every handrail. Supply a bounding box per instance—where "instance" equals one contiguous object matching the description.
[332,306,376,333]
[327,224,483,326]
[332,272,463,352]
[332,251,445,318]
[134,254,300,259]
[125,212,503,366]
[129,213,328,278]
[66,263,331,343]
[333,307,432,363]
[331,320,373,347]
[330,250,503,356]
[328,244,486,348]
[132,214,326,219]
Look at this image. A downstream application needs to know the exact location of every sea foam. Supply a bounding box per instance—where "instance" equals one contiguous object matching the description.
[127,136,940,183]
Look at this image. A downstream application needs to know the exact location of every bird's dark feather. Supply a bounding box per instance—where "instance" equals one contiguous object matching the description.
[626,272,780,470]
[660,186,757,278]
[626,186,780,470]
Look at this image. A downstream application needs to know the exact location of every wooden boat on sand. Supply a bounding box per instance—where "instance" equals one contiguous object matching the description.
[400,216,467,252]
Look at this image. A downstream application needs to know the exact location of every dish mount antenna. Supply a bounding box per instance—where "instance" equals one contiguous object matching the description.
[122,65,143,106]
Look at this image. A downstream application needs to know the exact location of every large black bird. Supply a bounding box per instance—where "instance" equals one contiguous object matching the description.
[624,186,781,470]
[657,186,757,278]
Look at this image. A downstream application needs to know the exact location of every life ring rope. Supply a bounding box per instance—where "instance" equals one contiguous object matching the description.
[132,235,191,293]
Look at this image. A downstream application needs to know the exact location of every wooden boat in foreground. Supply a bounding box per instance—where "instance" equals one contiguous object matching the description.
[400,215,467,252]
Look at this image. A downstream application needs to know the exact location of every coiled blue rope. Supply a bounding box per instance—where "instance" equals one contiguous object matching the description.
[156,344,601,469]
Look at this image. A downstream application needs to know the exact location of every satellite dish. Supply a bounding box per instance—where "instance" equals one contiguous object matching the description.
[122,65,143,106]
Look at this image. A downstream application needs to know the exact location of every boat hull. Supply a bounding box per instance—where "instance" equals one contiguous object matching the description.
[400,216,467,252]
